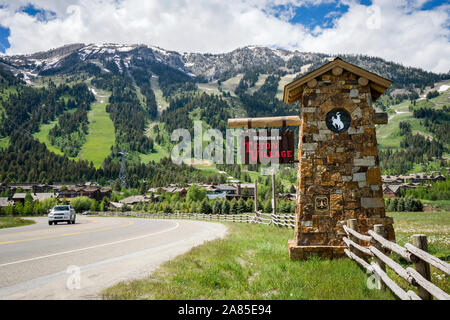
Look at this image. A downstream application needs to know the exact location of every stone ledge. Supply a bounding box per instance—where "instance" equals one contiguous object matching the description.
[288,241,346,260]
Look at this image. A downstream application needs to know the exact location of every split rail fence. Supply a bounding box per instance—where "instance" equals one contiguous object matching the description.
[96,211,296,228]
[343,218,450,300]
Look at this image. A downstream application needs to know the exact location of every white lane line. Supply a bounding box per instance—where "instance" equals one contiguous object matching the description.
[0,221,180,268]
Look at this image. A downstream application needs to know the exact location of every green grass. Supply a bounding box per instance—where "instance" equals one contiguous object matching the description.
[421,200,450,211]
[376,91,449,153]
[102,222,394,300]
[197,82,222,96]
[150,76,169,112]
[247,74,269,95]
[33,120,72,158]
[221,74,243,96]
[139,142,169,163]
[33,90,113,166]
[429,86,450,109]
[0,217,36,229]
[140,122,171,164]
[0,136,9,149]
[102,211,450,300]
[276,72,301,100]
[78,100,115,168]
[386,211,450,294]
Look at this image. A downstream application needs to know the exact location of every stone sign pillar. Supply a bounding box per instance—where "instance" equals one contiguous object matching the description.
[283,57,395,260]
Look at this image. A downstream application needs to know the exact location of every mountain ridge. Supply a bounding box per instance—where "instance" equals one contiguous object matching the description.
[1,43,448,93]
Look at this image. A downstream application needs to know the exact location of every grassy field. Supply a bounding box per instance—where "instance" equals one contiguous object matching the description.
[102,223,393,300]
[247,74,269,95]
[150,75,169,112]
[276,73,301,100]
[0,217,36,229]
[386,211,450,294]
[376,87,450,152]
[221,74,243,96]
[422,200,450,211]
[78,99,115,168]
[33,119,74,158]
[139,142,170,164]
[140,122,171,164]
[102,211,449,300]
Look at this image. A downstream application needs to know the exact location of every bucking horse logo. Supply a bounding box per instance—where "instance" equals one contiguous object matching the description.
[331,112,344,130]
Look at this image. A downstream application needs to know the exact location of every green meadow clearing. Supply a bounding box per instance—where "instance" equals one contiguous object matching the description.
[78,100,115,168]
[33,89,115,168]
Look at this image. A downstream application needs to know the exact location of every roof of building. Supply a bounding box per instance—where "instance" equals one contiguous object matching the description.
[12,193,27,199]
[82,186,101,192]
[0,197,11,207]
[236,183,255,189]
[283,57,392,104]
[33,193,57,202]
[119,195,149,205]
[109,202,124,208]
[383,184,403,193]
[215,185,236,191]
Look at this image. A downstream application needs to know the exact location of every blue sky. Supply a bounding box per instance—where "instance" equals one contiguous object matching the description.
[269,0,448,30]
[0,0,448,72]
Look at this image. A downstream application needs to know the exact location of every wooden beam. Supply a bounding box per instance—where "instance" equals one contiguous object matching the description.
[228,116,301,129]
[358,77,369,86]
[307,79,317,88]
[370,82,386,94]
[332,66,343,76]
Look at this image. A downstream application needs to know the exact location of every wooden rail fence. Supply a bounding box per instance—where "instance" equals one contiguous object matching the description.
[96,211,296,228]
[343,218,450,300]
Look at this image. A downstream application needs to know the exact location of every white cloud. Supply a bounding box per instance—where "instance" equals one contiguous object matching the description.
[0,0,448,73]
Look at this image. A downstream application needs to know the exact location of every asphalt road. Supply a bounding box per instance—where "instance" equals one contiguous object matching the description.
[0,216,227,299]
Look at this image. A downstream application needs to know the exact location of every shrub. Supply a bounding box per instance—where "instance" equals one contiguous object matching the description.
[71,196,95,213]
[41,197,58,213]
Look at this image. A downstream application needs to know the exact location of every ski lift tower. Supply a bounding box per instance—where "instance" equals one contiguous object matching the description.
[118,151,129,189]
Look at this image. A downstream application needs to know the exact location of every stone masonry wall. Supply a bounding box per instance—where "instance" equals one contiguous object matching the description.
[294,69,395,247]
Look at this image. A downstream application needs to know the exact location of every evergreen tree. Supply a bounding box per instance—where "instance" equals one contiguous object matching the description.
[237,198,246,213]
[263,200,272,213]
[200,199,211,214]
[221,200,230,214]
[212,200,221,214]
[229,200,238,214]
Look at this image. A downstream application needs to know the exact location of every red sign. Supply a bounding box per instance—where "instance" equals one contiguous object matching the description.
[241,130,295,164]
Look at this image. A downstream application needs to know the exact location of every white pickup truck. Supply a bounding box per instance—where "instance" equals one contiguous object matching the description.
[48,205,76,225]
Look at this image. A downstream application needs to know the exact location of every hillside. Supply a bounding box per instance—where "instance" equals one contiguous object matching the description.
[0,43,449,186]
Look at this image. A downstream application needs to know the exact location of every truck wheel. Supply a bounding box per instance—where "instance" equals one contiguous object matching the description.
[49,221,52,225]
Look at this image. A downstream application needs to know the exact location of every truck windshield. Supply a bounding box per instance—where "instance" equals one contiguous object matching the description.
[54,206,70,211]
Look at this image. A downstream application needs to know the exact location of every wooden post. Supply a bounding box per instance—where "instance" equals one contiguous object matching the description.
[374,224,387,290]
[254,179,258,214]
[228,116,301,129]
[272,173,276,223]
[347,219,360,256]
[412,234,433,300]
